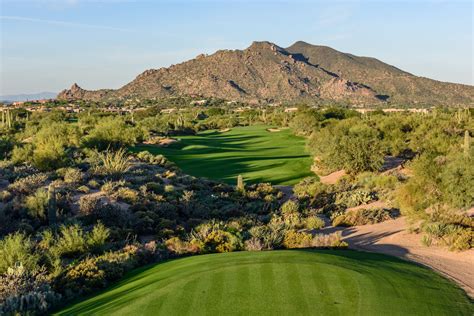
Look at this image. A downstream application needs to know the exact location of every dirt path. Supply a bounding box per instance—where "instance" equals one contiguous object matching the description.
[323,217,474,298]
[277,184,473,297]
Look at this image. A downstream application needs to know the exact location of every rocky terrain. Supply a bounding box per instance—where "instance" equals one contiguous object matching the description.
[58,41,474,106]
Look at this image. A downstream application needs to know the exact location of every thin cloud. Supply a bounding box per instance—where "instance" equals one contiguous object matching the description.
[0,15,131,32]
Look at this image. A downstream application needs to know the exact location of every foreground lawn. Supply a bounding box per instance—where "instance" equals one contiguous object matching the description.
[133,125,313,185]
[56,250,473,315]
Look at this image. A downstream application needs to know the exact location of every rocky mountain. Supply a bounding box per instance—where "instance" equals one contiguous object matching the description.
[58,41,474,106]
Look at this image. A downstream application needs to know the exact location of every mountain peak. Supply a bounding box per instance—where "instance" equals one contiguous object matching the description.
[57,41,474,106]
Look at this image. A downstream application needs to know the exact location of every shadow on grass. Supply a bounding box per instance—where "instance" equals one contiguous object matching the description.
[132,127,313,185]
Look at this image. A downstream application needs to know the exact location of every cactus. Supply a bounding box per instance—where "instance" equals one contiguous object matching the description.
[47,184,57,226]
[464,130,471,158]
[236,174,245,193]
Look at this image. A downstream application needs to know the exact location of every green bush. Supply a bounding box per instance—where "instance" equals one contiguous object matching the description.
[114,187,139,204]
[87,222,110,251]
[335,189,376,208]
[280,200,299,215]
[293,177,325,199]
[283,230,312,248]
[93,148,131,178]
[62,168,85,184]
[25,188,49,220]
[53,224,88,257]
[304,216,325,230]
[0,232,39,274]
[308,120,384,174]
[11,144,34,165]
[83,117,145,150]
[189,222,241,253]
[248,223,286,250]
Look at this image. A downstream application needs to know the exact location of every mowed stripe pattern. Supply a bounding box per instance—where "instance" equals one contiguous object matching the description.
[56,250,473,315]
[132,125,314,185]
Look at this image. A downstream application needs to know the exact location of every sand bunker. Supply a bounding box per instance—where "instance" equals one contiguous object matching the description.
[266,128,281,132]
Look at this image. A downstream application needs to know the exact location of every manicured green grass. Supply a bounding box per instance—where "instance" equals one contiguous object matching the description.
[133,125,314,185]
[56,250,472,315]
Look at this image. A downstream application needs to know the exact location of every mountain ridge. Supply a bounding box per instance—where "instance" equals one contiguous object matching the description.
[58,41,474,106]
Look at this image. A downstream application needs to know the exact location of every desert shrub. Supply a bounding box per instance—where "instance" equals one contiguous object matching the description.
[83,117,145,150]
[248,222,286,250]
[53,224,88,257]
[79,195,102,215]
[8,173,48,195]
[0,135,15,159]
[356,172,399,192]
[428,205,474,227]
[244,237,264,251]
[100,179,126,195]
[421,235,433,247]
[164,184,175,193]
[332,208,393,227]
[25,188,49,220]
[0,190,12,202]
[280,199,299,215]
[62,168,85,184]
[88,179,100,189]
[0,265,61,315]
[0,232,39,274]
[308,120,384,174]
[448,229,473,251]
[283,230,313,248]
[93,148,131,178]
[136,151,168,165]
[30,122,80,171]
[165,237,200,255]
[335,189,376,208]
[77,185,90,193]
[421,221,473,251]
[87,222,110,251]
[58,244,152,297]
[114,187,139,204]
[293,177,326,199]
[440,154,474,208]
[311,232,348,248]
[188,222,241,253]
[144,182,163,194]
[11,144,34,165]
[303,216,325,230]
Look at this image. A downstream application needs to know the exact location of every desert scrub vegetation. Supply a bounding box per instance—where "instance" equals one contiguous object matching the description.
[1,105,473,314]
[332,208,395,227]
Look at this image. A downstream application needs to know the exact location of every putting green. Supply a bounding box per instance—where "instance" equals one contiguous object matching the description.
[56,250,472,315]
[133,125,313,185]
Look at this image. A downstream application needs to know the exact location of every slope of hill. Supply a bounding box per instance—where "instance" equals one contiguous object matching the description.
[286,41,474,105]
[58,41,474,106]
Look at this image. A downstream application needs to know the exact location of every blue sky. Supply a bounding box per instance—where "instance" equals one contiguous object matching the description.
[0,0,472,95]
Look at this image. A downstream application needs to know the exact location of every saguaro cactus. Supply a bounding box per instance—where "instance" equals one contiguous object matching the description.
[236,174,245,193]
[464,130,471,158]
[47,184,57,226]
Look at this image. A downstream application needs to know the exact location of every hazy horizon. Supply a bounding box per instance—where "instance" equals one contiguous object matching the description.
[1,0,473,95]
